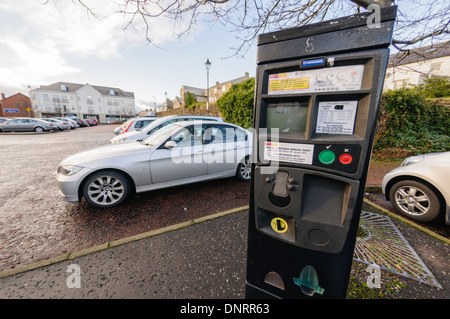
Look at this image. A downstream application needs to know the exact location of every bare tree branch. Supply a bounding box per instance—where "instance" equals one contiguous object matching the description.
[67,0,450,57]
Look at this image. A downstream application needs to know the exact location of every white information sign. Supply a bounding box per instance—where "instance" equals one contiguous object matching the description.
[264,142,314,165]
[316,101,358,135]
[268,65,365,95]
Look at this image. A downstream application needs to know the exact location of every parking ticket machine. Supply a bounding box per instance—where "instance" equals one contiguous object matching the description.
[245,6,397,298]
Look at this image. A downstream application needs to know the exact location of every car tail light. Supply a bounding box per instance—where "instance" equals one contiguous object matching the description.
[121,120,134,134]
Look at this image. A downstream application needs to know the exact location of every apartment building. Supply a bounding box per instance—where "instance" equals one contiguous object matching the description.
[30,82,136,123]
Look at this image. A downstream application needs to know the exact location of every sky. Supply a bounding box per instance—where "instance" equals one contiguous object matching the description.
[0,0,257,111]
[0,1,448,112]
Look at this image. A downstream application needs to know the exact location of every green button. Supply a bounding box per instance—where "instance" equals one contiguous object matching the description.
[318,150,336,164]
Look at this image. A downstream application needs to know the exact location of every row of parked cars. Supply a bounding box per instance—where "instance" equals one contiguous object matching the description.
[0,116,98,133]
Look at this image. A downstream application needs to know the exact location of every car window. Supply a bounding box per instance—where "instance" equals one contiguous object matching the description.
[135,120,155,129]
[21,119,31,123]
[235,128,248,142]
[134,120,145,129]
[8,119,19,124]
[147,119,177,135]
[204,124,242,144]
[170,125,204,147]
[31,120,37,123]
[203,126,224,144]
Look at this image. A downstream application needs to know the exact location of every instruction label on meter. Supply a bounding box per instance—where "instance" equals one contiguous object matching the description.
[268,65,364,95]
[264,142,314,164]
[316,101,358,135]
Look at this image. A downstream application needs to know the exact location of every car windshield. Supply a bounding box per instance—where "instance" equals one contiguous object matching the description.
[140,123,185,146]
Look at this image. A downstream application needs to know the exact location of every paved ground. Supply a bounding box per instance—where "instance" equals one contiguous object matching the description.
[0,125,448,300]
[0,125,249,273]
[0,203,448,300]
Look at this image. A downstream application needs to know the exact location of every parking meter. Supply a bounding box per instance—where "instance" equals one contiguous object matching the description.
[245,6,397,298]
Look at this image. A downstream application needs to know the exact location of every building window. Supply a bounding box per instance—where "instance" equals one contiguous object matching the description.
[60,84,68,92]
[109,89,115,96]
[43,94,49,101]
[431,63,442,72]
[87,96,93,105]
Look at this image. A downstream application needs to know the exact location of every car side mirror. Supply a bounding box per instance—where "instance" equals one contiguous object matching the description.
[164,140,177,149]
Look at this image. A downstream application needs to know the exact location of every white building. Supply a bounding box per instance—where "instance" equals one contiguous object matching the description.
[30,82,136,123]
[383,41,450,91]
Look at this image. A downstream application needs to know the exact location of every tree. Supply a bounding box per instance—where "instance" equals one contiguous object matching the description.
[75,0,449,56]
[216,78,254,129]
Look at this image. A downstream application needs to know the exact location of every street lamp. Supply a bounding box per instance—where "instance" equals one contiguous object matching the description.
[204,58,211,115]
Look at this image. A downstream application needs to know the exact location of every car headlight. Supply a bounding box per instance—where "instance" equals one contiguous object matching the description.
[58,165,83,176]
[112,137,126,144]
[400,155,424,167]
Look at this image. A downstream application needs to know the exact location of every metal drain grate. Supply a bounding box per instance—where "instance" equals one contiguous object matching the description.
[353,211,442,289]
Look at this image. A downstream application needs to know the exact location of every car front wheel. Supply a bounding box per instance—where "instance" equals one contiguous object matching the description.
[389,180,441,223]
[82,170,131,208]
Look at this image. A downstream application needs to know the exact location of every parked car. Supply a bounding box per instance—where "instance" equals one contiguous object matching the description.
[43,118,70,131]
[0,117,58,132]
[56,121,252,208]
[57,117,78,129]
[67,117,89,127]
[110,115,224,143]
[114,116,158,135]
[382,152,450,224]
[86,118,98,126]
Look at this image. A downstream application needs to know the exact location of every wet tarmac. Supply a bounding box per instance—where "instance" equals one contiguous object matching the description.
[0,125,250,273]
[1,125,448,300]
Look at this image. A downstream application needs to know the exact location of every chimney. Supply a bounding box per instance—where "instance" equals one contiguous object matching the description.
[1,93,5,100]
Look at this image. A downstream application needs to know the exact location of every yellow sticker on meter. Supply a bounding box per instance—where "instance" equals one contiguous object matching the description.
[269,77,310,92]
[271,217,288,233]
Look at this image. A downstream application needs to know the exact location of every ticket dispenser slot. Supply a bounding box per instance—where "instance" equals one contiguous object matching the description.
[246,6,396,299]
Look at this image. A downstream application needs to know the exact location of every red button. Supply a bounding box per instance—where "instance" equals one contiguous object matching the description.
[339,153,352,165]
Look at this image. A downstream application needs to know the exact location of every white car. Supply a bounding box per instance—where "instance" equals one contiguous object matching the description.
[57,121,252,208]
[382,152,450,224]
[111,115,224,143]
[113,117,159,135]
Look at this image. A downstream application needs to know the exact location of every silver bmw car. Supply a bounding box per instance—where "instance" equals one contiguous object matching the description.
[56,121,252,208]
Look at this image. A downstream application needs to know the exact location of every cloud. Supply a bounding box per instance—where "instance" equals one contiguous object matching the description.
[0,0,138,89]
[0,35,80,87]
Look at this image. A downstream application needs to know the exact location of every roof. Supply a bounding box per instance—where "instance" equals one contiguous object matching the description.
[0,93,30,101]
[181,86,205,96]
[388,41,450,67]
[32,82,134,98]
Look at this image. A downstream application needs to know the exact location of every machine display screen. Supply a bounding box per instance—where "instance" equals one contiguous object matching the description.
[266,102,308,133]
